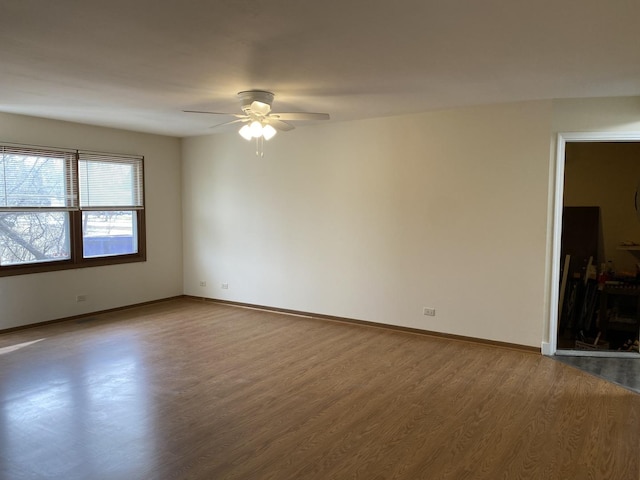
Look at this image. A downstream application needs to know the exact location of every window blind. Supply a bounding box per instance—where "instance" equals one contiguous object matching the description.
[78,151,144,210]
[0,144,77,211]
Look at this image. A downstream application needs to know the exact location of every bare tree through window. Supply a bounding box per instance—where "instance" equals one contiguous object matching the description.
[0,152,71,265]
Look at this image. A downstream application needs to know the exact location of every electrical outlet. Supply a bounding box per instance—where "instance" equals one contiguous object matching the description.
[423,307,436,316]
[76,295,87,303]
[221,283,229,289]
[199,281,207,287]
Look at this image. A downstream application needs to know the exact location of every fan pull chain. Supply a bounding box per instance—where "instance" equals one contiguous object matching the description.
[255,137,265,157]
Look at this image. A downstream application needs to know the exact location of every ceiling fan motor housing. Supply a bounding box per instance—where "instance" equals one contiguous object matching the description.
[238,90,274,113]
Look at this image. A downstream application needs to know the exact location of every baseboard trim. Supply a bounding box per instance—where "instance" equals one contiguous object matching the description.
[5,295,540,355]
[185,296,540,354]
[0,296,185,335]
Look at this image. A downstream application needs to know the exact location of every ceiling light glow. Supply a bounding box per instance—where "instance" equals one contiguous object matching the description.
[262,124,277,140]
[238,124,252,140]
[249,121,263,138]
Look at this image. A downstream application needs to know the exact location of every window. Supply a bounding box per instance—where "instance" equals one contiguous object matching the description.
[0,144,145,276]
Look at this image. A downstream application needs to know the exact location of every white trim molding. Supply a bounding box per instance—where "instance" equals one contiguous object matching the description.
[548,131,640,356]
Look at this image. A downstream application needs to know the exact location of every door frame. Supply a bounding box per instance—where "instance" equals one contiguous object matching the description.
[549,131,640,357]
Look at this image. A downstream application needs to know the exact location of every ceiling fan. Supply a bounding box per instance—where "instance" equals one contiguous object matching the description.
[184,90,330,155]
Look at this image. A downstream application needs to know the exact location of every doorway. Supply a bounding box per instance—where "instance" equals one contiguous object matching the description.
[550,133,640,358]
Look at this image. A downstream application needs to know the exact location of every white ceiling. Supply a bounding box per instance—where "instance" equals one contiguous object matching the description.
[2,0,640,137]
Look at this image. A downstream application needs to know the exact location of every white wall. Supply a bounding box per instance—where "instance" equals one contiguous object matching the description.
[182,101,553,348]
[552,97,640,133]
[0,112,183,329]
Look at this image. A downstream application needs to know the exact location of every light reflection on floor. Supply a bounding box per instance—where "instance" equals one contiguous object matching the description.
[0,338,44,355]
[0,333,155,479]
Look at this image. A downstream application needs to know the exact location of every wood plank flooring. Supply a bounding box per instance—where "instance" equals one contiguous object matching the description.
[1,298,638,479]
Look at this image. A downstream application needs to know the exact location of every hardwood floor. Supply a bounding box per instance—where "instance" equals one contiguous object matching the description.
[1,298,638,479]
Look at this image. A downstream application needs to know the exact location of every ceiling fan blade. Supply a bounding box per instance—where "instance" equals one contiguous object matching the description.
[250,101,271,116]
[208,118,249,129]
[268,119,295,132]
[270,112,330,121]
[183,110,246,118]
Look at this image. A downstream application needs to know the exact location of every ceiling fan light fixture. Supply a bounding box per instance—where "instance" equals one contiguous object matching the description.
[238,124,253,140]
[249,120,263,138]
[262,124,277,140]
[240,121,276,142]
